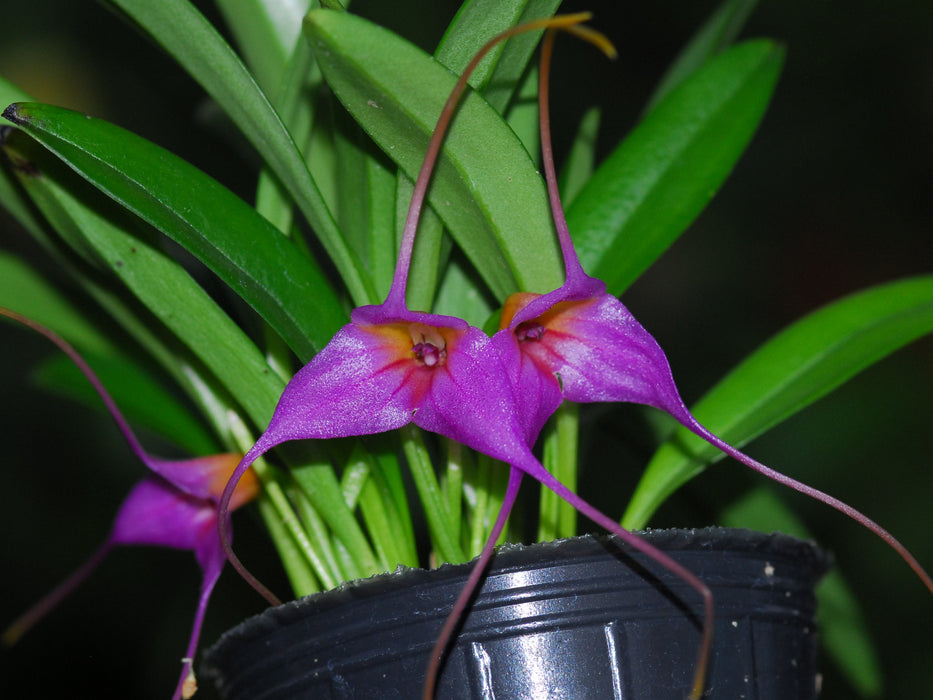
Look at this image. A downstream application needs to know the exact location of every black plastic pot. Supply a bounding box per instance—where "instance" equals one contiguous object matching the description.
[205,528,830,699]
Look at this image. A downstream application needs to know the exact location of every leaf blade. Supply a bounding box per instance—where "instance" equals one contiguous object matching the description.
[3,102,346,361]
[568,39,784,296]
[106,0,375,304]
[622,275,933,529]
[304,9,564,300]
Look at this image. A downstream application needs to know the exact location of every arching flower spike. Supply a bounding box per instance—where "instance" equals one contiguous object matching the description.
[492,28,933,601]
[0,308,258,700]
[216,15,717,700]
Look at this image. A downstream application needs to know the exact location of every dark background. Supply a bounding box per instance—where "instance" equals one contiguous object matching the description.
[1,1,931,698]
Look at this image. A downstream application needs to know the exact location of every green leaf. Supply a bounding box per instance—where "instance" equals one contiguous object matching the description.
[1,202,242,434]
[0,75,42,232]
[433,254,494,328]
[0,157,245,453]
[558,107,600,208]
[567,39,784,296]
[538,401,579,541]
[2,102,346,362]
[622,275,933,530]
[721,487,882,696]
[214,0,312,94]
[461,0,563,113]
[436,0,528,87]
[436,0,560,103]
[253,15,321,234]
[344,443,418,570]
[35,353,218,456]
[304,8,564,300]
[0,251,114,356]
[105,0,375,305]
[291,456,381,578]
[644,0,760,113]
[256,494,321,595]
[396,0,560,308]
[402,425,466,565]
[2,129,287,426]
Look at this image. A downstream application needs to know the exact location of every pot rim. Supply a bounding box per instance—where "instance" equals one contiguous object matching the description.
[209,526,830,649]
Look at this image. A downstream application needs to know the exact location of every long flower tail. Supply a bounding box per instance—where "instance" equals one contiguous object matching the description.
[173,568,221,700]
[217,435,283,607]
[2,542,114,647]
[683,418,933,595]
[422,468,523,699]
[0,307,152,465]
[518,453,713,700]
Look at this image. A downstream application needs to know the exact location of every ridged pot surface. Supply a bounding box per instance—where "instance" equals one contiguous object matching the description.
[205,527,830,699]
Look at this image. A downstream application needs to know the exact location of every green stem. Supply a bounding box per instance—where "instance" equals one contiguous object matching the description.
[444,438,465,540]
[289,485,344,590]
[291,458,380,577]
[468,453,510,558]
[256,496,319,595]
[402,425,465,565]
[538,402,580,541]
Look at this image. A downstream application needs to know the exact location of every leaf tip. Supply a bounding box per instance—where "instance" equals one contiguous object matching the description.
[2,102,23,125]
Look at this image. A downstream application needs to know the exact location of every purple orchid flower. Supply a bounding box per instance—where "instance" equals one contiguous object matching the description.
[0,308,258,700]
[216,14,719,700]
[493,27,933,601]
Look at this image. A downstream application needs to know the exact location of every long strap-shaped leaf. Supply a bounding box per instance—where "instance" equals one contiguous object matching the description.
[304,9,565,300]
[214,0,311,95]
[404,0,562,309]
[567,39,784,296]
[643,0,760,114]
[0,251,217,454]
[105,0,376,305]
[3,133,285,426]
[622,275,933,529]
[2,102,346,362]
[437,0,562,109]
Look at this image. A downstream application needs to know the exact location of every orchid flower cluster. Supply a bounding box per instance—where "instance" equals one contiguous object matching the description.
[2,3,932,700]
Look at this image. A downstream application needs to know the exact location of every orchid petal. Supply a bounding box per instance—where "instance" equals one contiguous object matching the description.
[146,453,252,505]
[249,309,530,468]
[258,321,448,447]
[1,308,258,700]
[408,325,530,461]
[491,322,563,444]
[109,475,228,700]
[111,477,214,550]
[499,291,688,416]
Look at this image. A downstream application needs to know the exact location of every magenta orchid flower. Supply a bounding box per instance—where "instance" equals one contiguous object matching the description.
[0,308,258,700]
[216,14,720,700]
[493,27,933,601]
